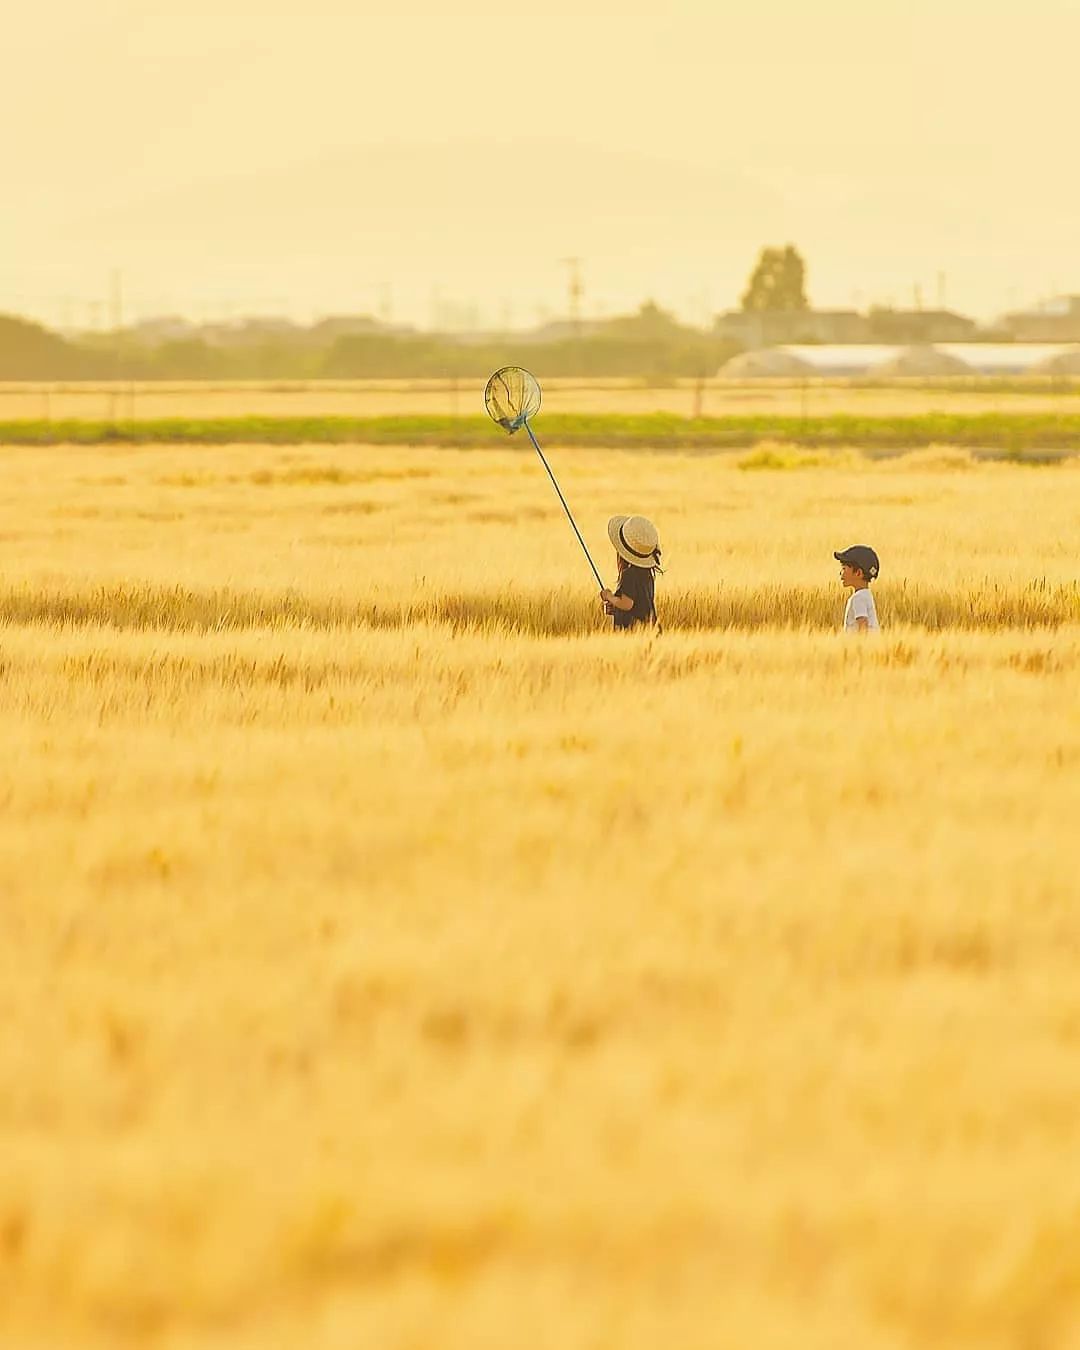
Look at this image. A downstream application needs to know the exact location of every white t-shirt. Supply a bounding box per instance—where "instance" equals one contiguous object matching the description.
[844,587,880,631]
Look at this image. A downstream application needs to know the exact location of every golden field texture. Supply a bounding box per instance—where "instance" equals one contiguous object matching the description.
[1,440,1079,1350]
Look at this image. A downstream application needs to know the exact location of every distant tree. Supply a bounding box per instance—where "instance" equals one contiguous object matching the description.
[0,307,741,382]
[0,314,102,378]
[145,339,224,380]
[740,245,809,312]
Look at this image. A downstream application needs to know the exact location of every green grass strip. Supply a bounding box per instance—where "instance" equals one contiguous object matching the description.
[4,413,1080,450]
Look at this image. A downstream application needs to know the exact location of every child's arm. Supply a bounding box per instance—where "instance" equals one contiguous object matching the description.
[600,588,634,612]
[855,616,869,631]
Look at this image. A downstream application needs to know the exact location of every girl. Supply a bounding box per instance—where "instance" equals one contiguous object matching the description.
[600,514,662,631]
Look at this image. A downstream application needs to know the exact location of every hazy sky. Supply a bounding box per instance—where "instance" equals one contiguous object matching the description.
[5,0,1078,328]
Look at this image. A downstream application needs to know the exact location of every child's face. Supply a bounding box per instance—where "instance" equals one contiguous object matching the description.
[839,562,864,588]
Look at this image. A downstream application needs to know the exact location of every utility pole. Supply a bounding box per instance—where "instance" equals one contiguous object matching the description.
[560,257,584,335]
[110,270,123,343]
[110,270,124,417]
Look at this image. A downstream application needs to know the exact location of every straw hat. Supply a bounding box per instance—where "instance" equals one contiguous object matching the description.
[607,514,662,570]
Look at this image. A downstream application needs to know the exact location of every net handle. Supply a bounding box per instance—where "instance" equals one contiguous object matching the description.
[524,421,603,589]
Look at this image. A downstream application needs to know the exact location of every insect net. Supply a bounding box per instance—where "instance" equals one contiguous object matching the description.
[484,366,542,433]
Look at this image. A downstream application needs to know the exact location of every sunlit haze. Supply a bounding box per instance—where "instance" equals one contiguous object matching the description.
[5,0,1078,329]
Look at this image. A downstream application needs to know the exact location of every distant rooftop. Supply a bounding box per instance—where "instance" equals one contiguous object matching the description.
[1004,295,1080,319]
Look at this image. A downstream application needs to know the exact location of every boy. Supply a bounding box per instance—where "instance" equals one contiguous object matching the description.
[834,544,880,632]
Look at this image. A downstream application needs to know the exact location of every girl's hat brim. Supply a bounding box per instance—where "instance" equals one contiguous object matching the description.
[608,514,661,569]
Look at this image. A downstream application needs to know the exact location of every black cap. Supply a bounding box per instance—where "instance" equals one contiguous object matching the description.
[834,545,880,579]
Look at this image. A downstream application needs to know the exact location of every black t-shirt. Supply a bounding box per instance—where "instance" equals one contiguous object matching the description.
[613,565,656,629]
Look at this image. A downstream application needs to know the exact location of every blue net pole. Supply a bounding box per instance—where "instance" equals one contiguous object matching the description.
[524,421,603,589]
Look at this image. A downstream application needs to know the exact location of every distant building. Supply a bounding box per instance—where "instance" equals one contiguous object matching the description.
[306,315,413,346]
[200,317,304,348]
[714,309,869,348]
[999,296,1080,342]
[126,315,198,346]
[445,306,688,347]
[523,319,609,344]
[716,305,979,349]
[866,308,977,343]
[437,318,611,346]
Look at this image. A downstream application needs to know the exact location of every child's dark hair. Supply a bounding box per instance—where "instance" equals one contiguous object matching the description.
[834,545,880,582]
[620,550,663,576]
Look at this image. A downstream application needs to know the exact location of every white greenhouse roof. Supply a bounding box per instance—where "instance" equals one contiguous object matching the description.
[935,343,1079,373]
[780,344,902,373]
[722,342,1080,378]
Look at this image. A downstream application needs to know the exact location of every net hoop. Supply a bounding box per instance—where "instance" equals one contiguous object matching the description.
[483,366,542,434]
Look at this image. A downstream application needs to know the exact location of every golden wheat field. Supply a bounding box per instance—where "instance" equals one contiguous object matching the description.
[2,437,1079,1350]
